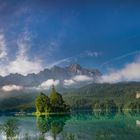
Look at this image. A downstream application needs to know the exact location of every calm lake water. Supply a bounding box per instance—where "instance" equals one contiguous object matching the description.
[0,112,140,140]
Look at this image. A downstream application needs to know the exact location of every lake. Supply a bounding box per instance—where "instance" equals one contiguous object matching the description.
[0,112,140,140]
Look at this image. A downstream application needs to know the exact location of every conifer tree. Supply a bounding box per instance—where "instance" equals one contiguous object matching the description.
[50,85,58,105]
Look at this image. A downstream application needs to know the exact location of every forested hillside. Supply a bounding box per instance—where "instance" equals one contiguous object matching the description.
[0,82,140,112]
[63,82,140,109]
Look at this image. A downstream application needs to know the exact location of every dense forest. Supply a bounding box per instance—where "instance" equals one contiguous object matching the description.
[0,82,140,113]
[62,82,140,113]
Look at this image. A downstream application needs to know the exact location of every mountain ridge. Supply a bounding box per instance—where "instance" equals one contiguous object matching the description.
[0,64,102,87]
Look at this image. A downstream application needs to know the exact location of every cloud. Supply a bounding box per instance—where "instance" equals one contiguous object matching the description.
[47,57,72,68]
[85,51,101,57]
[0,34,7,59]
[100,50,140,67]
[64,75,93,87]
[73,75,93,82]
[2,85,23,92]
[38,79,60,90]
[43,30,67,64]
[47,50,101,68]
[100,57,140,83]
[64,79,75,86]
[46,52,83,68]
[0,33,43,76]
[7,40,43,76]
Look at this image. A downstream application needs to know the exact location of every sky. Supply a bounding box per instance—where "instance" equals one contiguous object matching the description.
[0,0,140,82]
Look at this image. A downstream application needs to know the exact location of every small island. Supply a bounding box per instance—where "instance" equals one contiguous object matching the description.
[35,85,70,115]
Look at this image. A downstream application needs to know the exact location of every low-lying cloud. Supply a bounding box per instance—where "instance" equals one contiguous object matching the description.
[37,79,60,90]
[64,75,93,87]
[100,57,140,83]
[2,85,23,92]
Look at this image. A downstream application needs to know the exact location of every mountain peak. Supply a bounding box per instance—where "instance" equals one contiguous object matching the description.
[67,64,82,70]
[0,63,102,87]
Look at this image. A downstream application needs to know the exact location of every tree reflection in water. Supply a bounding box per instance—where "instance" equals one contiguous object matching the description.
[95,129,113,140]
[36,115,70,140]
[1,112,140,140]
[63,133,77,140]
[0,118,19,140]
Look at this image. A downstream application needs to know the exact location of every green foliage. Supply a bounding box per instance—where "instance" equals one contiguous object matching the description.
[0,118,19,139]
[62,82,140,113]
[35,86,70,113]
[63,133,77,140]
[123,99,140,112]
[37,116,51,133]
[96,129,112,140]
[36,115,70,139]
[63,82,140,107]
[50,85,58,105]
[104,100,118,112]
[93,100,117,113]
[35,93,50,113]
[2,82,140,112]
[92,99,140,113]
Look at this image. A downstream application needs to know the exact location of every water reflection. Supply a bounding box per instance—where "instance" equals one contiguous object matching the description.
[93,111,117,119]
[63,133,77,140]
[136,120,140,127]
[0,118,19,140]
[0,113,140,140]
[36,115,70,140]
[95,129,113,140]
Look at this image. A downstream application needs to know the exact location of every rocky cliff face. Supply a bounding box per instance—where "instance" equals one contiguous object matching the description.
[66,64,101,77]
[0,64,102,87]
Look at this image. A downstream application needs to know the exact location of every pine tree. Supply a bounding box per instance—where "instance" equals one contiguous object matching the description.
[35,86,70,113]
[36,93,50,113]
[50,85,58,105]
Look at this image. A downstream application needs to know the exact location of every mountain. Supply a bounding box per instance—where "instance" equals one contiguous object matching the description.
[66,64,101,77]
[0,64,102,87]
[0,64,102,111]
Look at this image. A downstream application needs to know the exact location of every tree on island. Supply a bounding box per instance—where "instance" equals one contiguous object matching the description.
[36,93,51,113]
[35,85,70,114]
